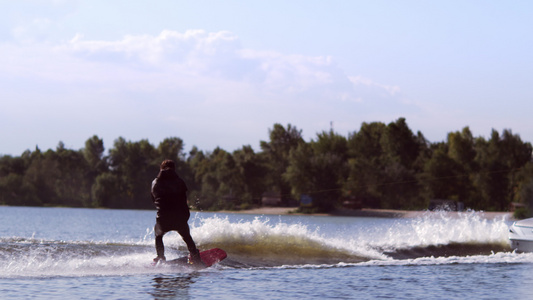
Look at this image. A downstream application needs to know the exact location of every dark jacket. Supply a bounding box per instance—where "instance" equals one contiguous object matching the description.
[151,168,189,220]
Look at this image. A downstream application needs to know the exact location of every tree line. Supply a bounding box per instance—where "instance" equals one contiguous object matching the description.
[1,118,532,215]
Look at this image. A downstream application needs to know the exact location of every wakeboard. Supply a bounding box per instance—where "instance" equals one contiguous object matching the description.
[154,248,227,269]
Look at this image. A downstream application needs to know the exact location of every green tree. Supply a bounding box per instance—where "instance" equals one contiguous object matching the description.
[0,172,38,205]
[188,146,263,211]
[381,118,422,168]
[419,128,477,208]
[232,145,268,208]
[345,122,387,208]
[0,154,28,177]
[157,137,185,162]
[53,142,92,207]
[378,118,425,209]
[447,127,477,169]
[285,130,348,212]
[1,123,531,213]
[260,123,304,205]
[345,119,426,209]
[92,172,123,208]
[421,145,470,202]
[22,147,60,206]
[474,129,532,211]
[187,146,206,199]
[83,135,106,174]
[188,147,232,210]
[0,153,36,205]
[82,136,107,207]
[102,137,159,209]
[514,162,533,217]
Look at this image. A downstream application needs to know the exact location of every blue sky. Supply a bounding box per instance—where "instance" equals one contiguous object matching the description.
[1,0,532,155]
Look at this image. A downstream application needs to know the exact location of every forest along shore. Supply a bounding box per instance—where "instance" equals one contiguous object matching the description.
[214,207,514,220]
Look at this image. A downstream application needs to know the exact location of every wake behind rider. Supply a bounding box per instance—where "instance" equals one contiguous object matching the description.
[151,159,202,265]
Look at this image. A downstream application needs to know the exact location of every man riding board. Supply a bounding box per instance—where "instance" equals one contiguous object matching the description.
[151,159,202,265]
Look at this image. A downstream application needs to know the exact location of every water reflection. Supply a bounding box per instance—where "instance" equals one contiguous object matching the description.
[149,273,198,299]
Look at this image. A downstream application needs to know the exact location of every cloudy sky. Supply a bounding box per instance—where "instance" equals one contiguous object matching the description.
[1,0,532,155]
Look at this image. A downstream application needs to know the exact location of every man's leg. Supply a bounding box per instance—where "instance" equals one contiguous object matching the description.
[176,223,202,264]
[154,222,167,262]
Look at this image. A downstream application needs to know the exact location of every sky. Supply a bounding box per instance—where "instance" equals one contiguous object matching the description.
[1,0,532,156]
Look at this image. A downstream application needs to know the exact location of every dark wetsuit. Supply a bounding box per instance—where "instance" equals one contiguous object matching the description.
[151,168,198,258]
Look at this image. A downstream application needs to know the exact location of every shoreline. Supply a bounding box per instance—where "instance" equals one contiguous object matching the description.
[215,206,515,220]
[1,204,514,220]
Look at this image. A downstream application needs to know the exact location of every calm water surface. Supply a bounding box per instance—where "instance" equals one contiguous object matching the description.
[0,206,532,299]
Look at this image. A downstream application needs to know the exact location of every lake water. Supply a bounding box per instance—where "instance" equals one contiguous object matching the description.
[0,206,532,299]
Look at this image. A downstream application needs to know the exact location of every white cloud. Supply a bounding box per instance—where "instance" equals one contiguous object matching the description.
[349,76,401,97]
[0,29,408,155]
[0,0,78,43]
[1,29,404,110]
[57,30,401,104]
[11,18,53,42]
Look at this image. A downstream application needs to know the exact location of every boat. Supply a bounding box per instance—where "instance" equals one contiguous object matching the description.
[509,217,533,252]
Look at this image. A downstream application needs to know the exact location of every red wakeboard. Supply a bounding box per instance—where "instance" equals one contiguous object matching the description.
[158,248,227,269]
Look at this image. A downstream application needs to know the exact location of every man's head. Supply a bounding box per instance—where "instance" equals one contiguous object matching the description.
[160,159,176,171]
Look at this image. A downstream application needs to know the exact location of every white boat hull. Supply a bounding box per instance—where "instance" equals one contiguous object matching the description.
[509,217,533,252]
[510,239,533,253]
